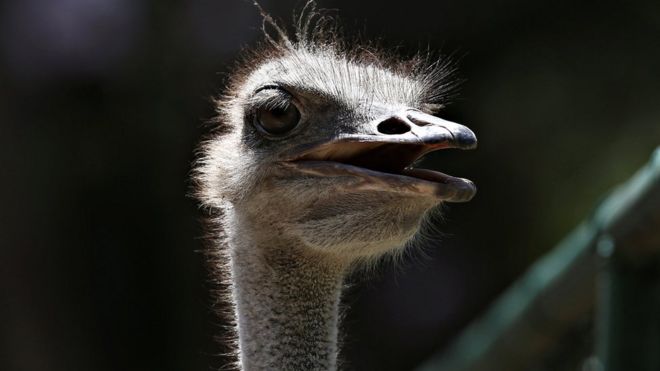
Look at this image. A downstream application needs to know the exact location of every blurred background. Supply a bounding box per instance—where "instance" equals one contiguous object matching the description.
[1,0,659,370]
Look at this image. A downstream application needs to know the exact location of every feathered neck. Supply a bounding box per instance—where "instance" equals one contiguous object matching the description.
[225,208,347,370]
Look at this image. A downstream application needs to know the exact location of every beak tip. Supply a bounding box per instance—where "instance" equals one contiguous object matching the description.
[456,128,478,149]
[448,179,477,203]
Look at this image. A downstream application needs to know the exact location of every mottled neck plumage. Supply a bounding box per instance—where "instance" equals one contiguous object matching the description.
[228,215,346,370]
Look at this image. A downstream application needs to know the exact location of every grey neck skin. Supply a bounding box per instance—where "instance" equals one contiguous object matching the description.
[228,216,346,371]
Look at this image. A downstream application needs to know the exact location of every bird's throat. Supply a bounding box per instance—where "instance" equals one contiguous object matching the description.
[228,227,346,370]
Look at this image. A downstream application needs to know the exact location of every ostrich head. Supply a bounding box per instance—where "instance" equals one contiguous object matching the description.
[197,11,476,266]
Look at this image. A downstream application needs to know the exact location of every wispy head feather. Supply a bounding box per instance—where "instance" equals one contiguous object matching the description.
[217,1,460,124]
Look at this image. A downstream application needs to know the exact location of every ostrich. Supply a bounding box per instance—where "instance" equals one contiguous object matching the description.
[195,5,477,370]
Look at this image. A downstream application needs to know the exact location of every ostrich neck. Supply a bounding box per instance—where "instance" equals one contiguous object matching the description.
[227,214,346,371]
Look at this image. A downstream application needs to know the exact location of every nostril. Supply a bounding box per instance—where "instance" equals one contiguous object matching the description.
[377,118,411,135]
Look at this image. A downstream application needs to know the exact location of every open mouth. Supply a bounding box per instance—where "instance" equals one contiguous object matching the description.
[279,133,477,203]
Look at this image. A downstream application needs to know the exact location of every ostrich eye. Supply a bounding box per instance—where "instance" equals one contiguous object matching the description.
[255,101,300,135]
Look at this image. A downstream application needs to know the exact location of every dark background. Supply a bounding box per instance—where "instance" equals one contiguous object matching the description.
[1,0,659,370]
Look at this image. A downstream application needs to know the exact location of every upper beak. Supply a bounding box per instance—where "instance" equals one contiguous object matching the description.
[282,109,477,164]
[371,109,477,151]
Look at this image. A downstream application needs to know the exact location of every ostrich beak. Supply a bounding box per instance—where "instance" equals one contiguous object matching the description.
[280,110,478,202]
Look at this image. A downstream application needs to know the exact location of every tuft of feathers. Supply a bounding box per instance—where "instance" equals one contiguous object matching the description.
[213,0,461,132]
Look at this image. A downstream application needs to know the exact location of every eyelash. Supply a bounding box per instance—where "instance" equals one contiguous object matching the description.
[250,87,293,111]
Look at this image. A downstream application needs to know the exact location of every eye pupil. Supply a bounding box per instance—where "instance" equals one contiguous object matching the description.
[256,102,300,135]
